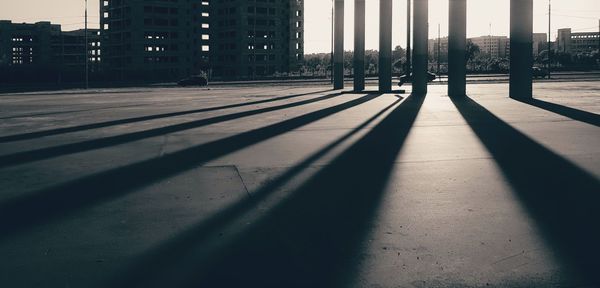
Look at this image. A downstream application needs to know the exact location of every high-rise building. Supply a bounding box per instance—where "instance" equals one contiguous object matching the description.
[211,0,304,79]
[100,0,304,81]
[99,0,211,81]
[59,29,101,77]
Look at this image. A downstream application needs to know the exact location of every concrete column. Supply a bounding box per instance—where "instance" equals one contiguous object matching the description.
[354,0,365,91]
[378,0,392,92]
[509,0,533,99]
[405,0,411,75]
[448,0,466,97]
[334,0,345,89]
[413,0,428,95]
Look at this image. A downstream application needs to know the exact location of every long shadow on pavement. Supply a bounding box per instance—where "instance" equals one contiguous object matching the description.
[111,94,402,287]
[451,96,600,285]
[516,98,600,127]
[0,93,381,239]
[0,90,341,168]
[0,89,332,143]
[0,104,149,121]
[116,94,426,288]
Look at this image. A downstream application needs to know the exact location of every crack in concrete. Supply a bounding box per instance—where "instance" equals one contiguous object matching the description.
[492,250,528,266]
[233,165,251,198]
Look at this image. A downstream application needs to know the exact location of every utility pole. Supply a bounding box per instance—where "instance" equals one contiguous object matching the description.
[437,23,441,76]
[406,0,411,75]
[253,0,257,80]
[489,23,492,57]
[331,0,334,83]
[85,0,89,89]
[548,0,551,79]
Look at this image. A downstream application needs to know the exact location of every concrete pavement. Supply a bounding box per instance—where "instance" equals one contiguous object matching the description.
[0,82,599,287]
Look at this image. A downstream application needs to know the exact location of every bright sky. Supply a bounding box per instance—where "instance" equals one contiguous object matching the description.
[1,0,598,53]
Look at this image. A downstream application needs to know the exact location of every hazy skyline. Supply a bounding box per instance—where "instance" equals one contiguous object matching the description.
[1,0,598,53]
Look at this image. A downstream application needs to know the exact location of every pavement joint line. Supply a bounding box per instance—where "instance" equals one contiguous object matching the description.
[0,104,152,120]
[233,165,252,198]
[216,157,497,170]
[217,151,600,171]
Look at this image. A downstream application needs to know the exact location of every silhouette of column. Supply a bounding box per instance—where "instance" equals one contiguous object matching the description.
[413,0,428,95]
[510,0,533,99]
[334,0,345,89]
[354,0,365,91]
[448,0,466,97]
[379,0,392,92]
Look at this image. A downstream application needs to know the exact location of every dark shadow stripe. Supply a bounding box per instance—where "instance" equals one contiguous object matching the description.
[451,96,600,285]
[0,104,145,120]
[0,89,332,142]
[0,91,341,168]
[114,94,426,288]
[515,97,600,127]
[111,95,402,287]
[0,93,380,238]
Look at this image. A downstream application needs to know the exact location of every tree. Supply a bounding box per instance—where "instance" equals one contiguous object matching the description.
[466,40,480,63]
[555,51,572,67]
[364,50,379,75]
[392,45,406,62]
[392,45,406,73]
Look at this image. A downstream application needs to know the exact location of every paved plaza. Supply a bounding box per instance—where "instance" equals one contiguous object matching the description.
[0,82,599,287]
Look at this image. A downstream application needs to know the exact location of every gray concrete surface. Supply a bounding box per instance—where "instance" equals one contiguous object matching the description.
[0,82,599,287]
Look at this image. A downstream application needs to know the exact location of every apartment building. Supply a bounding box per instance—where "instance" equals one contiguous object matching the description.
[100,0,303,81]
[99,0,211,81]
[211,0,304,79]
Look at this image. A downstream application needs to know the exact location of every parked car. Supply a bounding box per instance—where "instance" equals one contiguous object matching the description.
[398,72,437,87]
[532,67,548,78]
[177,75,208,86]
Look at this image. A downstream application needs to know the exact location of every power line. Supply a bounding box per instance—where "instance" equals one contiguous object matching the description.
[552,8,600,13]
[60,22,100,26]
[6,16,99,20]
[571,26,599,32]
[551,13,598,19]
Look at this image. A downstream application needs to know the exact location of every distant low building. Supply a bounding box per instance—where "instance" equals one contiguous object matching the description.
[428,32,550,60]
[0,20,100,83]
[556,28,600,54]
[0,20,61,66]
[428,36,448,60]
[469,35,509,58]
[532,33,547,56]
